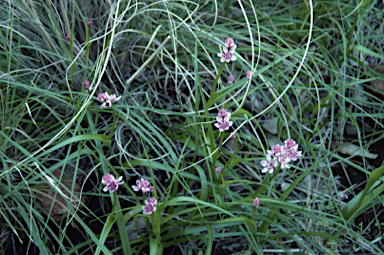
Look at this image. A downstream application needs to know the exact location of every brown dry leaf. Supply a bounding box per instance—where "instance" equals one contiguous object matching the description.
[367,63,384,92]
[36,168,85,221]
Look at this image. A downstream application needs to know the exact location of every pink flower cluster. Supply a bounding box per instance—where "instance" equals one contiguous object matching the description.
[260,139,302,174]
[217,37,237,63]
[228,75,235,85]
[83,80,90,89]
[97,92,121,108]
[253,197,259,209]
[102,174,124,192]
[132,178,154,193]
[214,109,233,132]
[142,197,157,215]
[87,21,93,27]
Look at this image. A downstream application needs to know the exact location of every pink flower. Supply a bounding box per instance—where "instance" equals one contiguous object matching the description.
[261,139,302,173]
[217,47,237,63]
[148,197,157,206]
[214,113,233,132]
[225,37,235,49]
[260,155,277,174]
[278,153,291,169]
[267,145,283,157]
[231,132,236,138]
[247,71,253,80]
[142,197,157,215]
[218,109,228,118]
[97,92,107,102]
[215,167,222,173]
[98,92,121,108]
[83,80,90,89]
[132,178,143,192]
[129,211,133,216]
[102,174,114,185]
[253,197,259,209]
[65,34,71,41]
[287,149,302,162]
[102,175,124,192]
[284,139,296,149]
[140,179,151,193]
[228,75,235,85]
[283,139,302,162]
[132,178,153,193]
[87,21,93,27]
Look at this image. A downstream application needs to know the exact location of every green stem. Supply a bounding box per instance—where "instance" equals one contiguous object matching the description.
[209,62,226,100]
[111,192,117,213]
[224,0,231,18]
[251,207,256,221]
[212,131,225,181]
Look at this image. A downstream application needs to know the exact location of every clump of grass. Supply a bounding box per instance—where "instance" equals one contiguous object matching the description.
[1,0,384,254]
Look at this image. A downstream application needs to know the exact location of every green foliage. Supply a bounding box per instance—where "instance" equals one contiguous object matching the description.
[1,0,384,254]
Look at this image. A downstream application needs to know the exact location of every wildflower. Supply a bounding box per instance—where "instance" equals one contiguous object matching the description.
[140,179,151,193]
[225,37,236,52]
[132,178,153,193]
[102,174,115,185]
[247,71,253,80]
[260,155,277,174]
[83,80,90,89]
[261,139,302,173]
[97,92,107,102]
[267,145,283,157]
[215,167,222,173]
[65,34,71,41]
[218,109,228,119]
[278,153,291,169]
[231,132,236,138]
[283,139,302,162]
[214,112,233,132]
[97,92,121,108]
[217,47,237,63]
[87,21,93,27]
[129,211,133,216]
[228,75,235,85]
[253,197,260,209]
[102,174,124,192]
[142,197,157,215]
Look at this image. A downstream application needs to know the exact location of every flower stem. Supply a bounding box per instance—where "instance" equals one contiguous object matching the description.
[251,207,256,221]
[212,131,225,181]
[209,62,226,99]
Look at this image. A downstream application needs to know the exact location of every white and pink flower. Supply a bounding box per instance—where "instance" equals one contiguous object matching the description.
[214,113,233,132]
[132,178,154,193]
[102,174,124,192]
[261,139,302,174]
[97,92,121,108]
[218,47,237,63]
[260,155,278,174]
[142,197,157,215]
